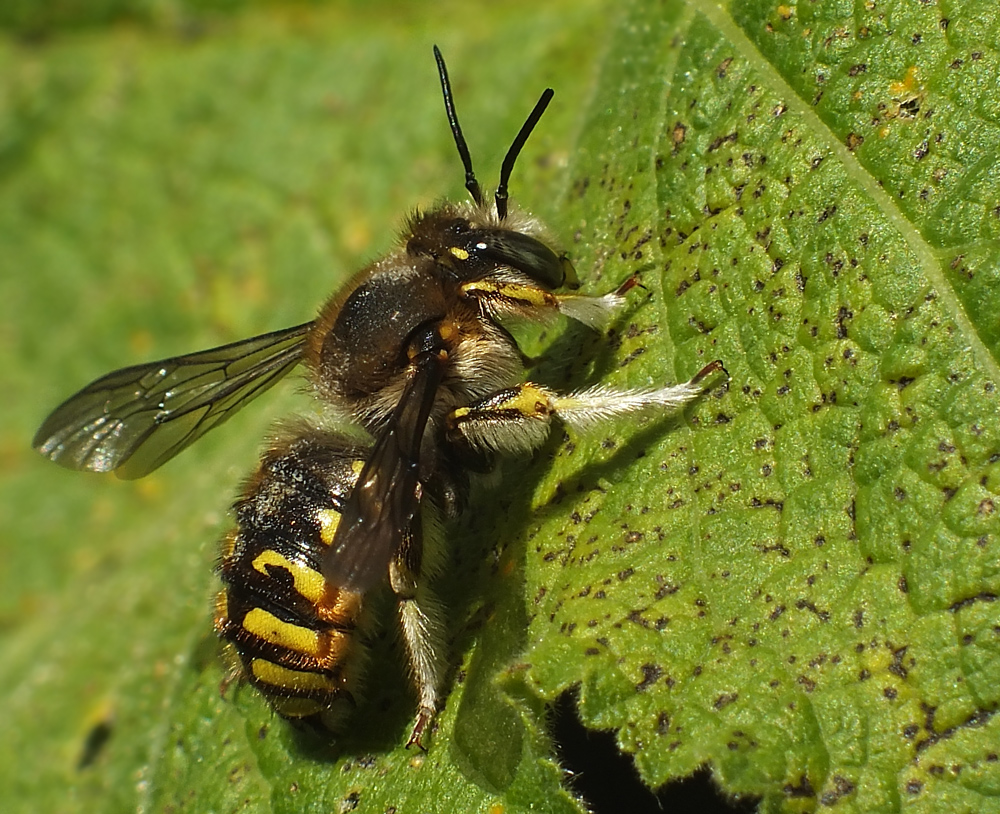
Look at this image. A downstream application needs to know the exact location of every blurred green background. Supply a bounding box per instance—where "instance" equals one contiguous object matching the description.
[7,2,1000,813]
[1,3,609,812]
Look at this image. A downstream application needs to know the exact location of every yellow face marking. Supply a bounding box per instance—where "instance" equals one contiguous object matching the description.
[449,246,470,261]
[251,659,339,694]
[251,549,325,604]
[315,508,341,546]
[243,607,330,658]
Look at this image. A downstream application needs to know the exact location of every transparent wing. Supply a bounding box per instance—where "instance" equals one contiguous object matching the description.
[33,322,313,480]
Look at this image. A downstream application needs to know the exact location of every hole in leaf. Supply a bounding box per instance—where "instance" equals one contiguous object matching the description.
[552,692,759,813]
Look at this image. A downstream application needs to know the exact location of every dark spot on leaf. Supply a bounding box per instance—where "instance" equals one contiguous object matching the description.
[794,599,830,621]
[77,717,114,771]
[820,776,856,805]
[657,712,671,735]
[714,692,738,709]
[889,647,910,678]
[672,122,687,148]
[636,664,663,692]
[784,775,815,798]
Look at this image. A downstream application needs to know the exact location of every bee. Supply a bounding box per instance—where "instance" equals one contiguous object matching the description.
[33,47,724,749]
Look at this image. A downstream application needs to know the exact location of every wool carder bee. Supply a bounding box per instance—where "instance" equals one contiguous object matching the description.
[33,47,724,749]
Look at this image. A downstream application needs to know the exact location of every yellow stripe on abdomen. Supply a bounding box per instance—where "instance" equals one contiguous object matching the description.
[315,508,342,545]
[242,607,348,663]
[251,658,340,694]
[251,549,325,604]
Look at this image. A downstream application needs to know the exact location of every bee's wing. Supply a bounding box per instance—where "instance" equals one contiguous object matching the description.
[33,322,313,480]
[321,351,443,593]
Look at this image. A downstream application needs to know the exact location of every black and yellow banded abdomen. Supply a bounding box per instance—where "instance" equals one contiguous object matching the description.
[215,432,366,724]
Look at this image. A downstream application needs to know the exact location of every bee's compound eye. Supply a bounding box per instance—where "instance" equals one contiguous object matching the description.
[460,230,568,288]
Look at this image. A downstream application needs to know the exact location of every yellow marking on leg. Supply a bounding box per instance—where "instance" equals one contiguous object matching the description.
[452,385,552,421]
[251,549,326,605]
[499,385,553,417]
[446,384,556,454]
[460,280,556,309]
[251,659,339,694]
[316,508,341,546]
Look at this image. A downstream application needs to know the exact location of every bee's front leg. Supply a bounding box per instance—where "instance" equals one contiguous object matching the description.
[444,360,727,458]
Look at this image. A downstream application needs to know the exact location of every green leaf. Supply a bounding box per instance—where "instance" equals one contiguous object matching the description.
[4,1,1000,813]
[514,0,1000,811]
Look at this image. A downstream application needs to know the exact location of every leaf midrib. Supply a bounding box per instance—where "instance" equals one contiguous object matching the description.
[700,1,1000,383]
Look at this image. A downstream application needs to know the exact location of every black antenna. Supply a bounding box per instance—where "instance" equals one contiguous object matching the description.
[433,46,554,220]
[495,88,552,220]
[434,45,484,208]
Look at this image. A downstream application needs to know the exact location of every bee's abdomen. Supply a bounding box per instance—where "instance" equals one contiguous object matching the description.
[215,434,365,721]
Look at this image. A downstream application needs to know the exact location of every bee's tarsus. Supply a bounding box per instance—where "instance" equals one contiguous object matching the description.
[691,359,728,387]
